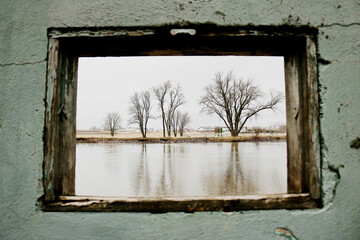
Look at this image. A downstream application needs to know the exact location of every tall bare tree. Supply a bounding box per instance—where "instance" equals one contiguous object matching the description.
[178,112,190,137]
[153,81,185,137]
[200,72,282,137]
[128,91,152,138]
[153,81,171,137]
[103,112,121,136]
[165,84,185,137]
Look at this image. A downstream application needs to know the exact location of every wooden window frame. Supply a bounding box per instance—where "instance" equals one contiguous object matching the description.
[42,26,321,212]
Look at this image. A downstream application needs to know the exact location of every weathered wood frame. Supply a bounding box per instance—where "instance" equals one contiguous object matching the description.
[44,37,78,201]
[43,26,321,212]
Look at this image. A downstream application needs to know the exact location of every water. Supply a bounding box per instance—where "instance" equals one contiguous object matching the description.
[75,142,287,197]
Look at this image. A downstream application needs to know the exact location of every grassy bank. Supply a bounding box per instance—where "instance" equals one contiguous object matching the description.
[77,134,286,144]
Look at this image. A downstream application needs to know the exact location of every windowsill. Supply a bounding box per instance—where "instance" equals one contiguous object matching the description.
[42,193,321,212]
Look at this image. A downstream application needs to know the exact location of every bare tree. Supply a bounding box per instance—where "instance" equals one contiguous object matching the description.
[153,81,171,137]
[171,111,191,137]
[103,112,121,136]
[200,72,283,137]
[128,91,152,138]
[90,125,100,131]
[153,81,185,137]
[252,126,262,139]
[165,84,185,137]
[178,112,190,137]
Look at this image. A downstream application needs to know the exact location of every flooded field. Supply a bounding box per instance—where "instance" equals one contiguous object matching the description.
[75,142,287,197]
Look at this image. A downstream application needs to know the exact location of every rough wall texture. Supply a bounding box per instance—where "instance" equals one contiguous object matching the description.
[0,0,359,239]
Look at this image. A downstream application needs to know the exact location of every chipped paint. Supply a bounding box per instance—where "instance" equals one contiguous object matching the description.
[350,137,360,149]
[274,227,298,240]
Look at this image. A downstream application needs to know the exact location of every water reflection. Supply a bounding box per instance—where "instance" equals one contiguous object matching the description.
[157,144,175,196]
[76,142,287,197]
[133,144,150,196]
[219,143,246,195]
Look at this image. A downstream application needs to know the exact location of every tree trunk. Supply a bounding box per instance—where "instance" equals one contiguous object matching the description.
[162,114,166,137]
[140,125,146,138]
[166,122,171,137]
[231,130,238,137]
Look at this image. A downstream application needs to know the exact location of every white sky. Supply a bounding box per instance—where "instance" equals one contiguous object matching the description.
[76,56,286,131]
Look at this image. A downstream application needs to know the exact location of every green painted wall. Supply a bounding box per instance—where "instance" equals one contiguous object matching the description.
[0,1,359,239]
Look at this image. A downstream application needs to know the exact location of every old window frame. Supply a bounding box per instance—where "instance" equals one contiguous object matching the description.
[42,26,321,212]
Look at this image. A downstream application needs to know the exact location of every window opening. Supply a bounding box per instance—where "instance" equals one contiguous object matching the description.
[76,56,287,197]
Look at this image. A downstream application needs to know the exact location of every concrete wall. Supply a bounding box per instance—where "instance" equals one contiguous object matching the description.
[0,1,359,239]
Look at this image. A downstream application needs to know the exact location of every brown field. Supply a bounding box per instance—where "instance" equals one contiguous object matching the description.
[76,130,286,143]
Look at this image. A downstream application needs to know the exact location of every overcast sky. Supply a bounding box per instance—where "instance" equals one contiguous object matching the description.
[76,56,286,131]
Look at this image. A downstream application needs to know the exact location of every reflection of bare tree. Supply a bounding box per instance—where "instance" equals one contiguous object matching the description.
[218,142,259,196]
[217,142,244,195]
[133,143,151,196]
[156,144,176,196]
[104,143,119,173]
[179,144,184,154]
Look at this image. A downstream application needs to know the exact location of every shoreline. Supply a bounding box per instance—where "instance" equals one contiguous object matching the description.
[77,135,286,144]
